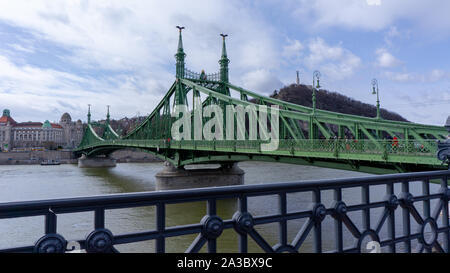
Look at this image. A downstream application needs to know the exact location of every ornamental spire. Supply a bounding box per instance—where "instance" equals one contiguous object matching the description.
[175,26,186,78]
[176,26,185,53]
[87,104,91,124]
[106,105,110,124]
[219,34,230,83]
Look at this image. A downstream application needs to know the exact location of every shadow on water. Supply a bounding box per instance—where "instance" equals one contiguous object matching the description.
[79,166,156,193]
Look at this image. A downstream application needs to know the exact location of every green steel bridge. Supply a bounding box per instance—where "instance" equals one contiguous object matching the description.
[74,28,448,174]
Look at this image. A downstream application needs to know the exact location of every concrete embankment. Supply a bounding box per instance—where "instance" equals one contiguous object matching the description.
[0,150,77,165]
[0,149,162,165]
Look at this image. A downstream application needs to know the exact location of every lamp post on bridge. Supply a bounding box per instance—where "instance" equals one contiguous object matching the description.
[312,70,321,114]
[371,79,381,119]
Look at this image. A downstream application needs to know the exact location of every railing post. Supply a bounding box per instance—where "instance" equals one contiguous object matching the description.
[207,199,218,253]
[156,202,165,253]
[386,182,396,253]
[361,185,370,231]
[441,176,449,252]
[334,188,343,252]
[94,208,105,229]
[312,190,322,253]
[278,193,288,247]
[45,208,57,234]
[401,181,411,252]
[237,195,248,253]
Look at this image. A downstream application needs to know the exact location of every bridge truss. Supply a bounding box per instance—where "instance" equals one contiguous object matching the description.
[74,28,448,174]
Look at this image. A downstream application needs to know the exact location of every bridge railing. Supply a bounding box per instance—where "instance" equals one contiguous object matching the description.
[0,169,448,253]
[77,139,438,158]
[183,68,220,82]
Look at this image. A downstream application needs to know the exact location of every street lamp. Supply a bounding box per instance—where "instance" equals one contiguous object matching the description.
[371,79,381,119]
[312,70,321,114]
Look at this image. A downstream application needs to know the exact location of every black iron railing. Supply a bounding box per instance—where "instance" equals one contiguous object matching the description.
[0,170,449,253]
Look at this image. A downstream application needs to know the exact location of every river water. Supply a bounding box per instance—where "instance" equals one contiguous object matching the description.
[0,162,444,252]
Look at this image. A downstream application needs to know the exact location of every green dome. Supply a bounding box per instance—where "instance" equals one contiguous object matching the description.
[2,109,10,117]
[42,120,52,129]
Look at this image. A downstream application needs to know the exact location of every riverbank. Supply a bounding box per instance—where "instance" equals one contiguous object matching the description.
[0,149,162,165]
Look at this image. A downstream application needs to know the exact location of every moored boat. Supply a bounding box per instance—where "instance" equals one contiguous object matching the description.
[40,159,60,166]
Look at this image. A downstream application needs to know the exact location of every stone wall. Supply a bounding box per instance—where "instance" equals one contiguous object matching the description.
[0,148,162,165]
[0,150,77,165]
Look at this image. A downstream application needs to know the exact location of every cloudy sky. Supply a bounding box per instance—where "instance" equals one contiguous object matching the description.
[0,0,450,125]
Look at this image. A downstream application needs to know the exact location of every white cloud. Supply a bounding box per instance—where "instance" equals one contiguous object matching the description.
[384,71,415,82]
[376,48,401,68]
[8,43,35,54]
[429,69,447,82]
[0,54,165,122]
[0,0,282,121]
[240,69,284,95]
[366,0,382,6]
[282,39,303,59]
[304,38,361,80]
[292,0,450,34]
[384,69,450,83]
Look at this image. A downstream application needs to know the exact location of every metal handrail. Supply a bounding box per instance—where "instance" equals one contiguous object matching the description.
[0,169,449,253]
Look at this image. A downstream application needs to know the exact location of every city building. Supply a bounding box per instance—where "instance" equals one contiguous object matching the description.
[0,109,84,151]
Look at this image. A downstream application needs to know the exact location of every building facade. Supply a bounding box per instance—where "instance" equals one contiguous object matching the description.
[0,109,84,151]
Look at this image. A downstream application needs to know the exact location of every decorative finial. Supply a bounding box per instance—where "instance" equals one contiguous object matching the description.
[220,33,228,58]
[219,33,230,84]
[176,26,185,33]
[106,105,110,122]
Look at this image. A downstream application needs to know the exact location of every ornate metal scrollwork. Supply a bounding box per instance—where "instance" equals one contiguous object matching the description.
[201,215,224,239]
[437,140,450,164]
[384,194,399,210]
[331,201,347,218]
[311,203,327,223]
[355,230,380,253]
[273,244,297,253]
[398,192,413,208]
[440,187,450,201]
[437,117,450,165]
[418,218,438,248]
[232,212,254,234]
[34,233,67,253]
[85,228,114,253]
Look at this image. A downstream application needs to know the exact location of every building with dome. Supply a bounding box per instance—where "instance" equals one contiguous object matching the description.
[59,112,84,149]
[0,109,84,151]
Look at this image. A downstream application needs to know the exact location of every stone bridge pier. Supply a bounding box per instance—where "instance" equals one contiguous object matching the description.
[155,162,244,190]
[78,154,117,168]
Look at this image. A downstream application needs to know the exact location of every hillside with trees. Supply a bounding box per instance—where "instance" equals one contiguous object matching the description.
[270,84,408,122]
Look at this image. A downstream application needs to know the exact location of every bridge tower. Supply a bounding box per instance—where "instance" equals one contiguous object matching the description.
[174,26,188,106]
[219,34,231,96]
[78,105,117,168]
[155,29,244,190]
